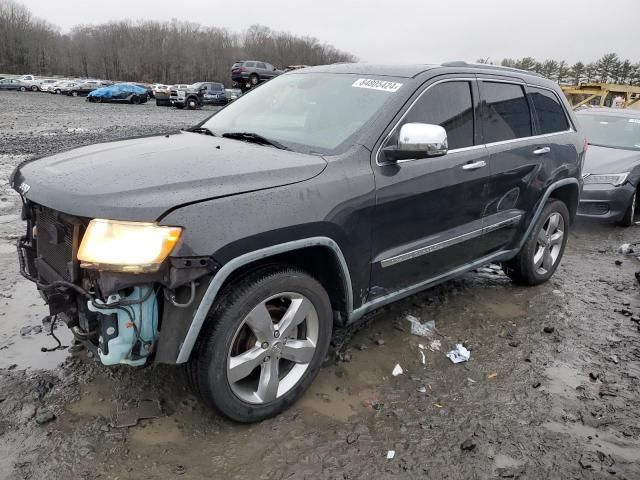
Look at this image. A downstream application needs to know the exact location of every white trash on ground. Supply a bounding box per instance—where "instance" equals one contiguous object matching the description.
[392,364,404,376]
[429,339,441,352]
[419,350,426,365]
[446,344,471,364]
[619,243,634,254]
[386,450,395,459]
[406,315,436,337]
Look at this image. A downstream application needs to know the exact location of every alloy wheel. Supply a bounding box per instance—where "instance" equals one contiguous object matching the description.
[533,212,564,275]
[227,292,319,405]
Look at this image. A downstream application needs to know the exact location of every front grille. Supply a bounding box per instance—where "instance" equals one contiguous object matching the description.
[578,202,610,216]
[35,206,75,280]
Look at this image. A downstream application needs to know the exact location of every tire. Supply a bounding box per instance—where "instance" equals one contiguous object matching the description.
[188,266,332,423]
[55,89,61,95]
[618,190,637,227]
[250,73,259,86]
[19,86,26,92]
[186,97,198,110]
[131,95,141,105]
[503,199,570,286]
[71,91,78,97]
[31,85,38,92]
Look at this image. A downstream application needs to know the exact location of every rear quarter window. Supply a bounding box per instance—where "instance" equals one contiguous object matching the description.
[528,86,570,134]
[481,82,532,143]
[245,62,256,68]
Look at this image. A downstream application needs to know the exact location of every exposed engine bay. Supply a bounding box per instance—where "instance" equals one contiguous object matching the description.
[17,201,217,366]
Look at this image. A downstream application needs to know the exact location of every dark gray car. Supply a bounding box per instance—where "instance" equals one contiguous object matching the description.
[231,60,283,89]
[11,62,583,423]
[576,108,640,226]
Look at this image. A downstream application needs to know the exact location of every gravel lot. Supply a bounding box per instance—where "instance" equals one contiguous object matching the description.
[1,90,640,480]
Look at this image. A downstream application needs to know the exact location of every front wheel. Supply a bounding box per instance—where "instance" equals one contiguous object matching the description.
[618,190,638,227]
[503,199,570,285]
[186,97,198,109]
[31,85,38,92]
[188,267,332,423]
[19,86,26,92]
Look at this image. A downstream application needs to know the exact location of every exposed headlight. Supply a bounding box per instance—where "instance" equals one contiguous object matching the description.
[583,172,629,186]
[78,219,182,272]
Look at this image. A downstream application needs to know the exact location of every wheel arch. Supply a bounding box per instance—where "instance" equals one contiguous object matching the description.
[175,237,353,363]
[516,177,580,252]
[549,182,580,222]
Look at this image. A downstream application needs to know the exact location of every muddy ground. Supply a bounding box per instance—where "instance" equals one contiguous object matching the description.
[1,91,640,479]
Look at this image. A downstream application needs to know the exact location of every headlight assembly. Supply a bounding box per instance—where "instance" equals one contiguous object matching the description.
[78,219,182,272]
[583,172,629,186]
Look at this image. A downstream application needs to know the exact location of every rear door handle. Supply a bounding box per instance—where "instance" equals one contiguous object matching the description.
[533,147,551,155]
[462,160,487,171]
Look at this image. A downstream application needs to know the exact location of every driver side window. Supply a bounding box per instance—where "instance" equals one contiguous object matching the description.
[391,81,475,150]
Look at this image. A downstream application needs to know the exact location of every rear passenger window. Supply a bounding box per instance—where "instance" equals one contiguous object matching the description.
[401,81,475,150]
[245,62,256,68]
[482,82,531,143]
[257,62,267,69]
[528,87,570,134]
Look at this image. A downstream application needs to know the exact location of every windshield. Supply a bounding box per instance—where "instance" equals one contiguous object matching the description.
[579,113,640,151]
[201,73,406,154]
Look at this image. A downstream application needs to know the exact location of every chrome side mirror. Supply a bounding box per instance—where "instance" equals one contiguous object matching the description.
[384,123,448,162]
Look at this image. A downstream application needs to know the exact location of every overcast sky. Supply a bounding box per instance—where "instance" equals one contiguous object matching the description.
[20,0,640,64]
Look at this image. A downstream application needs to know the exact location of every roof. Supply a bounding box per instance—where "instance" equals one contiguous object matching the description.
[293,63,439,78]
[292,61,547,80]
[576,107,640,118]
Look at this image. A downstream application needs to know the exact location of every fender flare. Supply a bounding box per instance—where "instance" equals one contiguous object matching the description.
[516,177,580,251]
[175,236,353,363]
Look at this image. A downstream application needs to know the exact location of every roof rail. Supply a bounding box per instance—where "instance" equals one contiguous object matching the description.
[441,61,544,78]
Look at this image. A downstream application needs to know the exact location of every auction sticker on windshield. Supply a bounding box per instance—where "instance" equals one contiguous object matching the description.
[352,78,403,92]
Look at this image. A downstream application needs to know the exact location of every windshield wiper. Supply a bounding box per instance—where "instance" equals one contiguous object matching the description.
[189,126,216,136]
[222,132,290,150]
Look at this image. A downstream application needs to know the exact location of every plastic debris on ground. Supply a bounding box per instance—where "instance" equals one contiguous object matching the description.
[419,350,426,365]
[386,450,395,459]
[113,399,163,428]
[619,243,634,254]
[392,364,403,376]
[446,344,471,364]
[406,315,436,337]
[429,339,441,352]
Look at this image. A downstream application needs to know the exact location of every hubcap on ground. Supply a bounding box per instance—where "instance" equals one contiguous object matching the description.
[227,292,318,404]
[533,212,564,275]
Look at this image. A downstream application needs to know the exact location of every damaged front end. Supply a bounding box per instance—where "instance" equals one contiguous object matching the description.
[17,201,218,367]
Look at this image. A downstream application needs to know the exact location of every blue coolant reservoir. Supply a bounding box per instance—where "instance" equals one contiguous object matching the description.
[87,286,159,367]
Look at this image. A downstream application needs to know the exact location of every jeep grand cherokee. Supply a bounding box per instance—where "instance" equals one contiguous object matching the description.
[11,62,584,422]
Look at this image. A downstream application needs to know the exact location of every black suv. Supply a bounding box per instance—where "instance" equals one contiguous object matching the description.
[11,62,583,423]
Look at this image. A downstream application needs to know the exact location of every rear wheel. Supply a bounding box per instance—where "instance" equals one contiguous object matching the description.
[131,95,141,105]
[19,86,26,92]
[503,199,569,285]
[188,267,332,423]
[31,85,38,92]
[618,190,638,227]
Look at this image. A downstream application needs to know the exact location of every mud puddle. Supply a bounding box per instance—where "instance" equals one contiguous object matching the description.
[0,278,71,370]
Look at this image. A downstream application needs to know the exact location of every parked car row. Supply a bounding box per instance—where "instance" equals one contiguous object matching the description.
[3,74,242,108]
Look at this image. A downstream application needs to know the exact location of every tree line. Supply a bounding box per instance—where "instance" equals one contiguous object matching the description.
[477,53,640,86]
[0,0,357,84]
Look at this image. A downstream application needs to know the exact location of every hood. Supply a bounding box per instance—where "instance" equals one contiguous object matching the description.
[13,132,327,221]
[583,144,640,175]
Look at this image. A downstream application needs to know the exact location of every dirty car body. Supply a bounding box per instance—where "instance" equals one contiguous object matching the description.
[576,108,640,226]
[11,63,584,422]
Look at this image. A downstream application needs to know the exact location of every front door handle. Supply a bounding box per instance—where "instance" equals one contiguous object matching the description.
[533,147,551,155]
[462,160,487,171]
